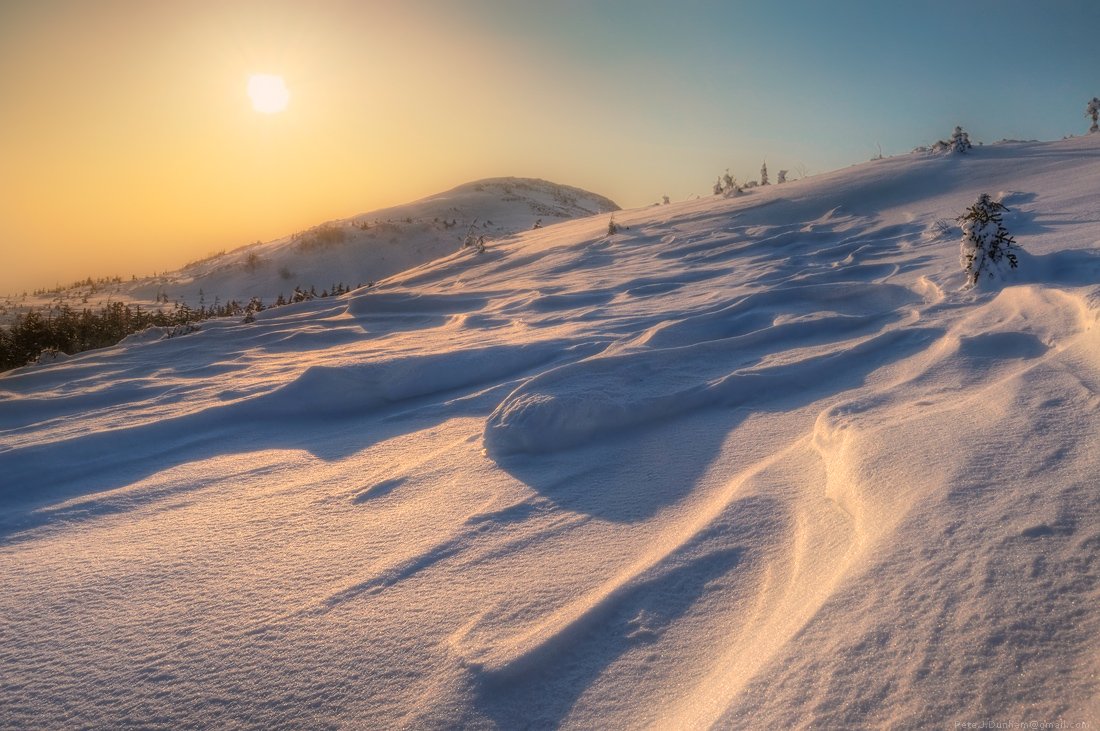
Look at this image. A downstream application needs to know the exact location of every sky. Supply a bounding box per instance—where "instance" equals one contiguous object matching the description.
[1,0,1098,294]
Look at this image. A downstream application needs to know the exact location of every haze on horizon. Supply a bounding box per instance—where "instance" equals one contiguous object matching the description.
[1,0,1097,295]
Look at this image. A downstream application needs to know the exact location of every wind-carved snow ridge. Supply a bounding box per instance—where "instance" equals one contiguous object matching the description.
[484,282,936,457]
[722,283,1100,727]
[247,344,563,419]
[5,136,1100,729]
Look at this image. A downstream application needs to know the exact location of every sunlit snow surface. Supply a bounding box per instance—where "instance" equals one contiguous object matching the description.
[3,138,1100,728]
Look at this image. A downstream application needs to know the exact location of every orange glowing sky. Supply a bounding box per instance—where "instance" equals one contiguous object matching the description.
[0,1,665,294]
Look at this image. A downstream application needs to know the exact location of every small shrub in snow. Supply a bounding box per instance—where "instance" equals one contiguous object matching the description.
[35,348,69,365]
[607,216,619,235]
[164,323,201,339]
[714,170,742,197]
[923,217,954,240]
[932,126,972,154]
[1087,97,1100,134]
[241,296,265,324]
[462,232,487,252]
[294,223,349,252]
[950,126,972,152]
[958,193,1019,287]
[777,170,788,184]
[291,286,316,303]
[243,250,262,272]
[461,219,487,253]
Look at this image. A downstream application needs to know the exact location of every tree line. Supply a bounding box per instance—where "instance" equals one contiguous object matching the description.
[0,301,220,371]
[0,282,360,372]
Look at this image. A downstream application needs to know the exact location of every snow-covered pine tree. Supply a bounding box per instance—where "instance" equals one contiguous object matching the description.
[949,126,972,153]
[760,162,769,185]
[932,126,972,154]
[958,193,1019,287]
[714,170,742,197]
[777,169,788,184]
[1087,97,1100,134]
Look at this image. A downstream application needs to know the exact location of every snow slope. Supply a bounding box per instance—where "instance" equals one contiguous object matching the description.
[2,137,1100,729]
[2,177,618,316]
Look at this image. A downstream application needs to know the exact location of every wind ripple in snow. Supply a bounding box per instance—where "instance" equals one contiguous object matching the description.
[485,328,943,456]
[484,282,935,457]
[247,343,561,418]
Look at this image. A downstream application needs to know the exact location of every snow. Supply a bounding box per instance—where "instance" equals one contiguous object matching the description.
[1,177,618,319]
[2,136,1100,728]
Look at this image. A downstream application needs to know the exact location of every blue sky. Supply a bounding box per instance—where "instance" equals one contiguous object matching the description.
[457,0,1100,194]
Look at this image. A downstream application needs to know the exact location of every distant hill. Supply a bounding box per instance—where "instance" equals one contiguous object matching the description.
[128,177,619,308]
[4,177,618,315]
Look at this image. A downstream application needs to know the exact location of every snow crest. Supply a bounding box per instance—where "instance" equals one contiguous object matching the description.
[485,282,933,457]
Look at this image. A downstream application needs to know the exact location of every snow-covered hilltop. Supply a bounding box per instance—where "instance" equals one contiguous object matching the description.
[2,137,1100,728]
[3,177,619,315]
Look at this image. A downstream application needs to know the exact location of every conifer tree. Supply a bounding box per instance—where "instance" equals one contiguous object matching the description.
[1087,97,1100,134]
[714,170,741,197]
[932,126,972,153]
[949,126,972,153]
[958,193,1019,286]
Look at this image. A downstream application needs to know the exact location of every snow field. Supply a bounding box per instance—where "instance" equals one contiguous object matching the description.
[2,136,1100,728]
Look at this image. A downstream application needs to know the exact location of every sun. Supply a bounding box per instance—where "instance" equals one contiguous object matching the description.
[247,74,290,114]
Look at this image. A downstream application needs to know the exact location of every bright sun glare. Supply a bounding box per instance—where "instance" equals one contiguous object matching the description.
[247,74,290,114]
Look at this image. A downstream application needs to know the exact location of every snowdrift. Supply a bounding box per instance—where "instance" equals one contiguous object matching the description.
[2,138,1099,729]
